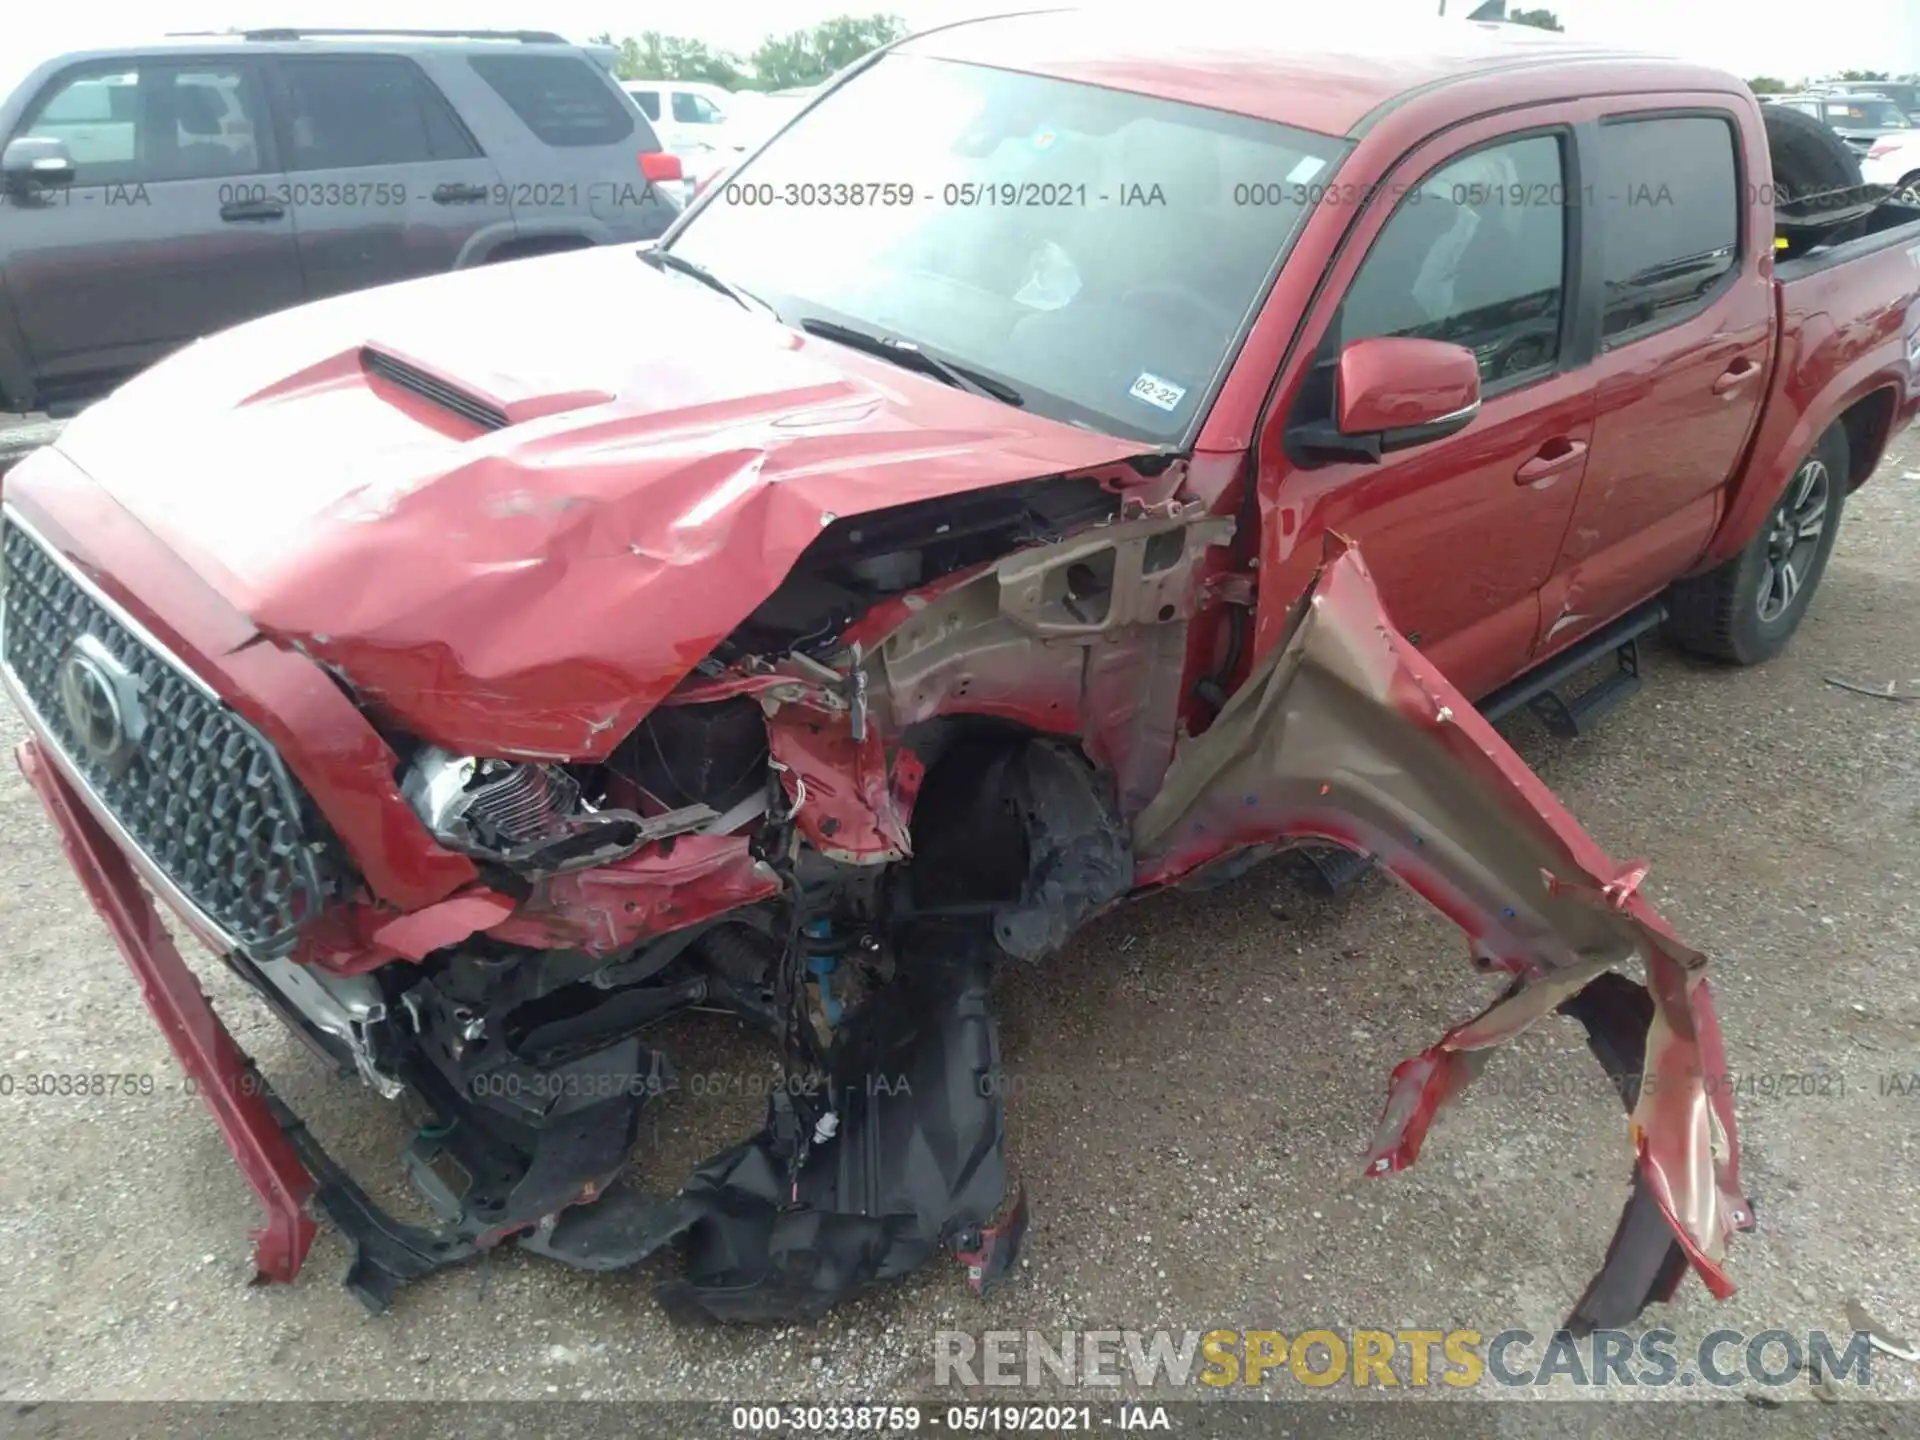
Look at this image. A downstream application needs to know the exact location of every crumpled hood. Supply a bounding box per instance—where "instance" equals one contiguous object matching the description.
[47,245,1148,758]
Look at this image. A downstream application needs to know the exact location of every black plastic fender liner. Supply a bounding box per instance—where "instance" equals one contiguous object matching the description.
[520,933,1023,1322]
[906,737,1133,962]
[657,941,1016,1322]
[1557,972,1732,1335]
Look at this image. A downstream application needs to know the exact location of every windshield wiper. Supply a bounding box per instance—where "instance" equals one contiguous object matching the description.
[642,248,773,316]
[798,318,1025,408]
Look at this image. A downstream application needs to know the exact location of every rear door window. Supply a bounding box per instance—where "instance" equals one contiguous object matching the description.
[469,53,634,147]
[627,88,661,120]
[272,56,477,170]
[1594,115,1740,343]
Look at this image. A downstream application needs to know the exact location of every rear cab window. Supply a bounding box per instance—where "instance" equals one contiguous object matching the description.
[1593,115,1740,343]
[468,53,634,147]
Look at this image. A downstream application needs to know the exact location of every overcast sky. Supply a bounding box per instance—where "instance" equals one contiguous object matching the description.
[11,0,1919,87]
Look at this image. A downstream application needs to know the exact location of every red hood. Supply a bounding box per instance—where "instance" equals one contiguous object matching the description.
[43,245,1149,758]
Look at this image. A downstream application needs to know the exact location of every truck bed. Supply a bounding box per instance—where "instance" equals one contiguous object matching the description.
[1775,199,1920,282]
[1695,198,1920,578]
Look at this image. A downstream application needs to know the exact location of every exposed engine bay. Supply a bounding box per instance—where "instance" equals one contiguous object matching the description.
[146,467,1750,1332]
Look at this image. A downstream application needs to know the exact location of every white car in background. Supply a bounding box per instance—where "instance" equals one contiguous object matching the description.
[733,87,817,145]
[681,87,821,200]
[621,81,756,198]
[1863,132,1920,201]
[622,81,744,149]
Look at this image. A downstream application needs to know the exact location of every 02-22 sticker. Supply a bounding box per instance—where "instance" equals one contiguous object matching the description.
[1128,372,1187,412]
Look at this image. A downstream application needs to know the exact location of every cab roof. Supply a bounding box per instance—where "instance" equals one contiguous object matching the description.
[900,8,1743,138]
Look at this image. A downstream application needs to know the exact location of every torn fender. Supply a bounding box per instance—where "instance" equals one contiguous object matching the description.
[765,698,922,865]
[1133,538,1749,1326]
[485,834,782,957]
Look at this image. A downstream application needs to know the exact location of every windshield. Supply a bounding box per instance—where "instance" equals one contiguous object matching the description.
[666,55,1346,443]
[1829,97,1912,127]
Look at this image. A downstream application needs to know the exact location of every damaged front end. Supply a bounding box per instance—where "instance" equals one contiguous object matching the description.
[14,481,1745,1329]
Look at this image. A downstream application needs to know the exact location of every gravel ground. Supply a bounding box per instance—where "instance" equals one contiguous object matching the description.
[0,433,1916,1425]
[0,414,62,477]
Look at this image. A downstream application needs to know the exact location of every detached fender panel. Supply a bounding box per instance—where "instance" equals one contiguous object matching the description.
[1134,537,1750,1324]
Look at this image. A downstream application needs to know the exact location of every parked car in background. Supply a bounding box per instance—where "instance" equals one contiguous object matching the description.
[1863,129,1920,199]
[1761,91,1915,155]
[1811,79,1920,123]
[680,87,821,200]
[620,80,744,151]
[619,80,752,200]
[0,28,684,417]
[735,86,818,145]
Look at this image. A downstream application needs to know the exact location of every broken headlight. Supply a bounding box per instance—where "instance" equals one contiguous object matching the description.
[401,745,649,874]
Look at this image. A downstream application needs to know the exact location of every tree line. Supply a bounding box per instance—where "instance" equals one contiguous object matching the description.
[590,14,908,91]
[1748,71,1904,92]
[587,10,1906,99]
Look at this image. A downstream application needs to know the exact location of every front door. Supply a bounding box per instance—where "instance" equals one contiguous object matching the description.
[2,56,301,402]
[1254,116,1595,701]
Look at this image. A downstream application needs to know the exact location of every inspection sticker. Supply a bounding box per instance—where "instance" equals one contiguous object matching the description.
[1128,372,1187,411]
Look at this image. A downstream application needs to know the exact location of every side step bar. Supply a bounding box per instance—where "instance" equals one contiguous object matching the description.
[1479,598,1668,734]
[1296,599,1669,896]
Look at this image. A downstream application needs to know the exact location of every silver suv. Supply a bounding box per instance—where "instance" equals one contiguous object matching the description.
[0,28,683,415]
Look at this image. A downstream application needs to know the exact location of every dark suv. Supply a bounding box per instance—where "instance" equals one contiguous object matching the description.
[0,28,683,416]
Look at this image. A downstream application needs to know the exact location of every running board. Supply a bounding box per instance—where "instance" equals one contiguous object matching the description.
[1294,599,1668,896]
[1478,599,1667,735]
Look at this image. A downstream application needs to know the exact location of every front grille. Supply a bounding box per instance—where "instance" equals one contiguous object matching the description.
[1,517,339,955]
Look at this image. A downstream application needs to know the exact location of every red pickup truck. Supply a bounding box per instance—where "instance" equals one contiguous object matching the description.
[5,14,1918,1331]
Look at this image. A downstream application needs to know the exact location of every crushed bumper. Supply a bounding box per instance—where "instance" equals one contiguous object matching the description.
[16,738,319,1283]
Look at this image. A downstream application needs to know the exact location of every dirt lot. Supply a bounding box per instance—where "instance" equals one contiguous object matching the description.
[0,431,1916,1423]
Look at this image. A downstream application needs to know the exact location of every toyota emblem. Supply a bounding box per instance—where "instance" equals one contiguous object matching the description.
[56,635,141,769]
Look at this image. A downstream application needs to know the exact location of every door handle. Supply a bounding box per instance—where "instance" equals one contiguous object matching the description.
[1515,437,1588,485]
[433,182,490,204]
[219,199,285,222]
[1712,359,1761,397]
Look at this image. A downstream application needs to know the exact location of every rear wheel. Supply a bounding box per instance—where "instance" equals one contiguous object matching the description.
[1664,426,1847,664]
[1897,170,1920,205]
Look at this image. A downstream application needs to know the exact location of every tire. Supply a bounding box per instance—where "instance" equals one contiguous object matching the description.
[1664,425,1848,665]
[1762,104,1864,202]
[1897,170,1920,206]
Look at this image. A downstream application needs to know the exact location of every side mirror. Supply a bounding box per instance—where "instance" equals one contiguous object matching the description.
[1337,336,1481,447]
[2,136,76,192]
[1291,336,1482,464]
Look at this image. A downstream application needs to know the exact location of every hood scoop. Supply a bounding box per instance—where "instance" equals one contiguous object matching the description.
[360,346,509,432]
